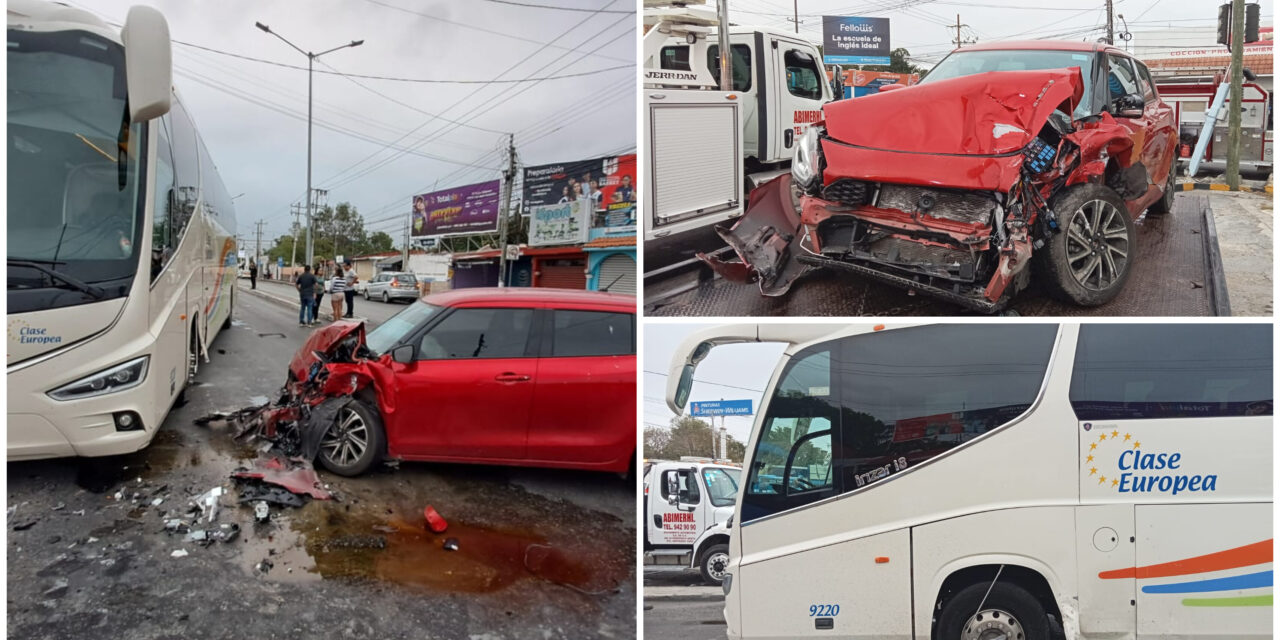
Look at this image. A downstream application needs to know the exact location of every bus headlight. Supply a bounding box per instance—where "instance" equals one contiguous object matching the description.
[48,356,149,401]
[791,126,823,194]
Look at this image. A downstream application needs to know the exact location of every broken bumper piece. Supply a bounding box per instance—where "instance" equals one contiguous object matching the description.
[699,174,813,296]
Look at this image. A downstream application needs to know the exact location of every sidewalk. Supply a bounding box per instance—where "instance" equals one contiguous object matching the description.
[1205,190,1273,316]
[241,279,371,324]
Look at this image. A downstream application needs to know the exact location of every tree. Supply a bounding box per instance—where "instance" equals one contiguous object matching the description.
[863,47,927,76]
[266,234,297,265]
[645,415,748,462]
[368,231,395,253]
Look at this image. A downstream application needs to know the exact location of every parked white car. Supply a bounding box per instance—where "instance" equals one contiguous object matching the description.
[363,271,419,303]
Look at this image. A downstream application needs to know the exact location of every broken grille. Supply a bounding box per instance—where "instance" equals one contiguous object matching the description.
[822,179,874,206]
[876,185,996,226]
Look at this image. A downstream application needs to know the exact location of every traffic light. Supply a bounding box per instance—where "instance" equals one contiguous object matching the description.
[1245,3,1260,43]
[1216,3,1231,46]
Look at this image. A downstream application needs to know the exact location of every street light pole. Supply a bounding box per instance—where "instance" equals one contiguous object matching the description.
[255,21,363,269]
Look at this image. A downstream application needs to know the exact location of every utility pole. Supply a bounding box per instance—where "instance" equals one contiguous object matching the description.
[402,217,410,269]
[1226,0,1245,189]
[254,219,265,268]
[1105,0,1115,44]
[289,202,302,275]
[952,15,975,48]
[790,0,799,33]
[496,133,516,288]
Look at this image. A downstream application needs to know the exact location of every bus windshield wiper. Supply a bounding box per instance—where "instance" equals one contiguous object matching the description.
[8,259,106,299]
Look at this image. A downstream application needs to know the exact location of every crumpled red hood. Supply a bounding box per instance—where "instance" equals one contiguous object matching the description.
[822,68,1085,156]
[288,321,365,382]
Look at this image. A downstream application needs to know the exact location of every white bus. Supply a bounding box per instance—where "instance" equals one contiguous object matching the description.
[8,1,236,459]
[666,323,1272,640]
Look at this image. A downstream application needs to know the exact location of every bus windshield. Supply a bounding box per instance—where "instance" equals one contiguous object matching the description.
[7,28,145,307]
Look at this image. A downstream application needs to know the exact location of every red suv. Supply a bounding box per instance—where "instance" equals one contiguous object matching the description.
[285,288,636,476]
[708,41,1177,312]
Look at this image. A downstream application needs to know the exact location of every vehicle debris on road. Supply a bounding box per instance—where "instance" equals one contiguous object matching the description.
[424,505,448,533]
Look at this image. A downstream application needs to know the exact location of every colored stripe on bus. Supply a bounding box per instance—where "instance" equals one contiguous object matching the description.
[1181,595,1273,607]
[1141,570,1272,594]
[1099,539,1272,580]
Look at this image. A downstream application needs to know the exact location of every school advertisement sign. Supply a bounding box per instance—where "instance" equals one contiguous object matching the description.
[522,154,637,212]
[528,201,590,247]
[822,16,891,66]
[411,180,501,238]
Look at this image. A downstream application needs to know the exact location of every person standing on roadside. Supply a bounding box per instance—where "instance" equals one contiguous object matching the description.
[295,265,317,326]
[329,266,347,321]
[314,264,327,320]
[248,259,258,289]
[343,260,358,318]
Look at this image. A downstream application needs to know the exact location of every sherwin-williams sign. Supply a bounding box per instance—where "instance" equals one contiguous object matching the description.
[411,180,501,238]
[823,16,891,66]
[529,201,589,247]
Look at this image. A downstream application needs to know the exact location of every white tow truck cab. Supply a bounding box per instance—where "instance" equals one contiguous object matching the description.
[667,323,1272,640]
[644,458,743,585]
[642,0,833,271]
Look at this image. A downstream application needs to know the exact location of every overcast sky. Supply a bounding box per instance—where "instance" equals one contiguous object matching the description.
[78,0,635,246]
[644,323,787,445]
[726,0,1271,65]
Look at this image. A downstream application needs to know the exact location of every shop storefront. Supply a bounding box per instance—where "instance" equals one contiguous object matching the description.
[585,236,636,294]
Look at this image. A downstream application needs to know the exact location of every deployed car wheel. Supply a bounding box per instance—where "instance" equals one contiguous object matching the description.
[1147,156,1177,215]
[936,581,1051,640]
[317,400,385,477]
[699,543,730,586]
[1037,184,1135,306]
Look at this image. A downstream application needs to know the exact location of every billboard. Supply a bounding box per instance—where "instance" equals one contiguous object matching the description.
[529,200,590,247]
[823,16,891,66]
[838,70,919,98]
[411,180,501,238]
[690,399,754,417]
[522,154,636,214]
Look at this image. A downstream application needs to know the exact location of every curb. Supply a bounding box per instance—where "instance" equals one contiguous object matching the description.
[1199,195,1232,317]
[243,284,301,311]
[1178,181,1271,193]
[644,588,725,602]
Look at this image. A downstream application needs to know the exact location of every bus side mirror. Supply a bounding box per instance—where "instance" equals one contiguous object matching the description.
[121,5,173,123]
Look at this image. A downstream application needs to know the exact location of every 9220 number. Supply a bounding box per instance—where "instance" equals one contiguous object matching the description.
[809,604,840,617]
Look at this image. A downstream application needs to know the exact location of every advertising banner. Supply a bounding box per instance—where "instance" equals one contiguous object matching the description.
[529,201,590,247]
[411,180,501,238]
[522,154,636,215]
[822,16,891,66]
[839,70,919,98]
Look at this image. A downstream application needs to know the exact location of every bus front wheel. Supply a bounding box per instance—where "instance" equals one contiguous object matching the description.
[937,581,1050,640]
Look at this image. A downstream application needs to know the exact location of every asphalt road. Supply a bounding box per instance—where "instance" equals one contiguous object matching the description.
[644,599,726,640]
[7,284,636,640]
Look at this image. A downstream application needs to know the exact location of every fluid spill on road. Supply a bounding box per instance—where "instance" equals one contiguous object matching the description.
[263,504,628,595]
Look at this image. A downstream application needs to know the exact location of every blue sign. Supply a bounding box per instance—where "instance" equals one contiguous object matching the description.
[823,16,891,66]
[690,399,753,417]
[277,257,284,269]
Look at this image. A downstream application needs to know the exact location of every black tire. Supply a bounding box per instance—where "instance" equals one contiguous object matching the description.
[698,543,730,586]
[1147,155,1177,215]
[363,289,370,300]
[382,291,389,303]
[936,581,1051,640]
[1036,184,1135,306]
[316,400,385,477]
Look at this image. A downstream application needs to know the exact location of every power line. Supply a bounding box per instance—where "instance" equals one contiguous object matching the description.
[360,0,631,63]
[478,0,632,13]
[173,39,629,84]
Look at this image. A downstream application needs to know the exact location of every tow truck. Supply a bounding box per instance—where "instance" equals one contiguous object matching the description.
[643,458,741,585]
[642,0,834,275]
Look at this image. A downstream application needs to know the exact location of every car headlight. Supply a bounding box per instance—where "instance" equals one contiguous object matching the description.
[791,126,823,193]
[48,356,149,401]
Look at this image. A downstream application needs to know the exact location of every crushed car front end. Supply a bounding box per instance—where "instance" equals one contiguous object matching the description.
[704,64,1144,313]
